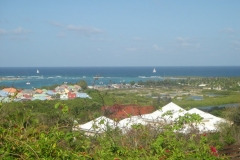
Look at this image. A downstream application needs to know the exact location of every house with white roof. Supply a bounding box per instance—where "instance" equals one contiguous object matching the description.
[32,93,51,101]
[0,97,12,103]
[46,90,56,96]
[199,84,207,87]
[0,90,8,97]
[60,94,68,100]
[55,86,69,94]
[76,92,92,99]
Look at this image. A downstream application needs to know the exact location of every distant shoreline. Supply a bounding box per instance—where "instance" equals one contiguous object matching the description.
[0,77,23,80]
[1,66,240,89]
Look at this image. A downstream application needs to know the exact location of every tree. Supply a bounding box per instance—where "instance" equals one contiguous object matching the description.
[223,105,240,126]
[77,80,88,90]
[130,81,135,86]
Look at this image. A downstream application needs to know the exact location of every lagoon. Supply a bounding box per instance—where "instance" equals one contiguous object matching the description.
[198,103,240,111]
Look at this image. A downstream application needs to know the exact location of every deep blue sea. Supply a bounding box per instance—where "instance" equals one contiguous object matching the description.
[1,66,240,89]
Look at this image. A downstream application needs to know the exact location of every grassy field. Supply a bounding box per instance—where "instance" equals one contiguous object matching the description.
[99,87,240,110]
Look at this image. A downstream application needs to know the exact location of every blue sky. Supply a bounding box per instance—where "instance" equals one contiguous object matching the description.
[0,0,239,67]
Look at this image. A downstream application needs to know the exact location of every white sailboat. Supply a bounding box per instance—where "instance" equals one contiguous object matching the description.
[153,68,156,73]
[37,70,39,74]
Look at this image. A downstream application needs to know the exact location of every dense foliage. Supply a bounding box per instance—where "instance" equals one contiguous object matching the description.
[1,89,240,159]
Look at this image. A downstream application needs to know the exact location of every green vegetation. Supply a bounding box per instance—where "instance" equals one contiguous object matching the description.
[77,80,88,90]
[1,98,239,159]
[173,92,240,108]
[1,77,240,159]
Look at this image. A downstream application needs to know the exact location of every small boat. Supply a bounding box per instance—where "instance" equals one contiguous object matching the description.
[37,70,39,74]
[26,82,30,85]
[153,68,156,73]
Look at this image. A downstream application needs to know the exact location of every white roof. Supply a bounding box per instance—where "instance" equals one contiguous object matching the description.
[163,110,188,123]
[141,102,186,122]
[187,108,228,126]
[179,122,217,134]
[141,110,163,120]
[118,116,147,130]
[73,103,229,135]
[188,108,214,119]
[76,116,116,133]
[161,102,186,113]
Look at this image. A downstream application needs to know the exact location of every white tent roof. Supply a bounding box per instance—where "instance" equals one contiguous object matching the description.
[76,116,116,133]
[163,110,188,123]
[141,102,186,122]
[117,115,147,130]
[197,123,217,132]
[179,122,217,134]
[73,103,229,135]
[187,108,228,126]
[161,102,186,113]
[141,110,163,120]
[188,108,215,119]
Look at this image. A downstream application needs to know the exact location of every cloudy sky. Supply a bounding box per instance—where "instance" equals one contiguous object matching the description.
[0,0,239,67]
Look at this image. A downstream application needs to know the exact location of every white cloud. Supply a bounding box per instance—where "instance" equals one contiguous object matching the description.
[219,27,236,34]
[12,27,31,34]
[0,28,7,35]
[174,37,200,48]
[232,40,240,50]
[9,36,29,41]
[57,32,66,38]
[175,37,191,47]
[90,37,110,42]
[133,37,143,41]
[49,21,64,27]
[153,44,163,51]
[67,25,103,35]
[126,47,137,52]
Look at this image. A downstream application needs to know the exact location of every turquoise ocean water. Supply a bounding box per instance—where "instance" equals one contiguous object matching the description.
[0,66,240,89]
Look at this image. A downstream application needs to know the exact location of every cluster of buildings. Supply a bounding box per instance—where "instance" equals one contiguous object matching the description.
[0,84,91,102]
[88,83,140,89]
[73,102,230,136]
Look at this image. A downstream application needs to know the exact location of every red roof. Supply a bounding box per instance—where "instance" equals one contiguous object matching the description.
[102,104,155,121]
[68,92,76,99]
[3,87,17,93]
[23,95,32,99]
